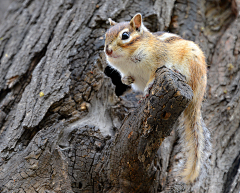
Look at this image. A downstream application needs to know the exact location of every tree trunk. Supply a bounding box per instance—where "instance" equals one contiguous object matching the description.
[0,0,239,193]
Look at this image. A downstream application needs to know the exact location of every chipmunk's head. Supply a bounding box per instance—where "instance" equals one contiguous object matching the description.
[104,13,148,62]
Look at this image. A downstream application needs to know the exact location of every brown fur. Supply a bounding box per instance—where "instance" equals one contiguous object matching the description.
[105,22,131,45]
[164,36,182,43]
[105,13,207,183]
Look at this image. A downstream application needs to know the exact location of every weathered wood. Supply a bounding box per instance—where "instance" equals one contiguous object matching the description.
[106,67,192,192]
[0,0,239,192]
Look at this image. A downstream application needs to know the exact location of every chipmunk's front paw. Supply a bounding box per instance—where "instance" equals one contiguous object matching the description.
[121,76,134,85]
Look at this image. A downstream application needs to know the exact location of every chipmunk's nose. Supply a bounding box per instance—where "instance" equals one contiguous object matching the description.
[105,45,113,56]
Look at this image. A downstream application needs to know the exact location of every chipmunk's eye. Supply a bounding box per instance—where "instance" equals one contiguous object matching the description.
[122,32,129,40]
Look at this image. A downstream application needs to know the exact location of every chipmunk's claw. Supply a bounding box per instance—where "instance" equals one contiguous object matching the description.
[121,76,134,85]
[138,94,149,103]
[173,68,180,73]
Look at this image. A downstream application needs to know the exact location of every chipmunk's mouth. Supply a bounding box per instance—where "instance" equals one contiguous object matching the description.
[106,52,122,59]
[108,54,121,58]
[105,45,122,58]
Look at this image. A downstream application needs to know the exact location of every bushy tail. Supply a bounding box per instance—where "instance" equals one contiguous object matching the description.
[179,57,208,183]
[180,99,204,183]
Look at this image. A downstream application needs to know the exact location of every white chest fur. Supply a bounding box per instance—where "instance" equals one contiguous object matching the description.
[106,50,151,92]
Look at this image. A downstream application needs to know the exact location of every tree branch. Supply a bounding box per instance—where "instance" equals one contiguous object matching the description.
[107,66,193,192]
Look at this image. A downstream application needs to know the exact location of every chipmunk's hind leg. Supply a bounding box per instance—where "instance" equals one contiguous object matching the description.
[144,73,156,96]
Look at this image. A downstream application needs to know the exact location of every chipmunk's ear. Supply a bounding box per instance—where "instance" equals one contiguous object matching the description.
[108,18,117,26]
[130,13,143,32]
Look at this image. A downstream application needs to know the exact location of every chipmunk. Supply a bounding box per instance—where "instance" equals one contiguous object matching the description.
[104,13,207,183]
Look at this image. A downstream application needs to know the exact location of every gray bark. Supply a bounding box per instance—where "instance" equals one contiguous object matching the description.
[0,0,239,193]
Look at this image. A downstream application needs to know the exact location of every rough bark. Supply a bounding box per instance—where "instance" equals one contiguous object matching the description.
[104,67,192,193]
[0,0,239,193]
